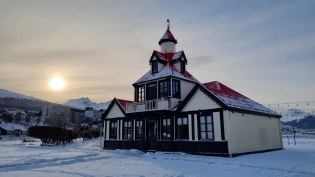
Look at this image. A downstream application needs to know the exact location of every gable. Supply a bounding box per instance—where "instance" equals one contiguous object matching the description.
[105,103,125,118]
[181,88,221,112]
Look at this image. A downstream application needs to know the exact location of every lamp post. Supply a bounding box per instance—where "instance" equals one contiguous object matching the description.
[98,118,102,148]
[83,101,88,143]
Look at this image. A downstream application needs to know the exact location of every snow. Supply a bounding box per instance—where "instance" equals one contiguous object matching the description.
[280,108,313,122]
[64,97,111,110]
[0,137,315,177]
[135,62,199,84]
[0,88,44,101]
[0,122,27,131]
[203,81,280,117]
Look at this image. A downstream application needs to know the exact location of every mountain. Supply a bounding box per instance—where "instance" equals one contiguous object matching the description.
[280,108,311,122]
[64,97,111,110]
[0,88,44,101]
[283,115,315,130]
[0,88,55,111]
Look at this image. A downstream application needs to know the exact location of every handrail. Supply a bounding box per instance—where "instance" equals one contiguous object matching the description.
[126,98,171,113]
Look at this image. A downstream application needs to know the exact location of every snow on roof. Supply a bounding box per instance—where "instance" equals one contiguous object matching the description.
[202,81,280,116]
[159,28,178,45]
[116,98,133,111]
[161,28,176,40]
[134,52,199,84]
[154,50,182,61]
[172,51,182,60]
[0,122,27,131]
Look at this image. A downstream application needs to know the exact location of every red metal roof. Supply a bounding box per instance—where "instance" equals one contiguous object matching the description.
[202,81,278,115]
[158,28,178,45]
[116,98,133,111]
[161,28,176,41]
[134,51,198,84]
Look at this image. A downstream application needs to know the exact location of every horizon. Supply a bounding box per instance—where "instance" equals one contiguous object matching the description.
[0,1,314,113]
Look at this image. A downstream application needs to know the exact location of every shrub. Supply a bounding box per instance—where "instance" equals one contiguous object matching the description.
[28,126,78,145]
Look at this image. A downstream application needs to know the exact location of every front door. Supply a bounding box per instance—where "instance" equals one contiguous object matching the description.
[147,122,157,150]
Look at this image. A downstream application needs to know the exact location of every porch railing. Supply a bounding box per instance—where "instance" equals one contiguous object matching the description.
[126,98,171,113]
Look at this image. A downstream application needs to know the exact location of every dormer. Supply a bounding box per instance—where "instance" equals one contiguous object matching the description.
[158,19,177,53]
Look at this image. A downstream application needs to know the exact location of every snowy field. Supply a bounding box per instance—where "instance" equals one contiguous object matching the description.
[0,137,315,177]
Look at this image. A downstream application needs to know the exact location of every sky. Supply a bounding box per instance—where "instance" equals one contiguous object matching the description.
[0,0,314,112]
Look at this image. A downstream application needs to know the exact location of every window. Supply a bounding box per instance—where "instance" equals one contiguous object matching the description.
[147,82,157,100]
[138,85,145,101]
[123,120,131,140]
[152,60,158,73]
[200,116,213,140]
[110,121,117,139]
[176,117,188,139]
[159,80,169,98]
[180,61,185,73]
[172,80,180,98]
[162,118,171,140]
[135,120,143,140]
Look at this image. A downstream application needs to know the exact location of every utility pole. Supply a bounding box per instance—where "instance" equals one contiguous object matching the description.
[83,101,88,143]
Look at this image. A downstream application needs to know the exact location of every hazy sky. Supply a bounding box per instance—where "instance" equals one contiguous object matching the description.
[0,0,314,112]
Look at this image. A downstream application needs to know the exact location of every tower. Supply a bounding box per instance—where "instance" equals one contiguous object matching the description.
[158,19,178,53]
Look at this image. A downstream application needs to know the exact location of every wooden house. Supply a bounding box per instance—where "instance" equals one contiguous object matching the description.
[102,21,283,157]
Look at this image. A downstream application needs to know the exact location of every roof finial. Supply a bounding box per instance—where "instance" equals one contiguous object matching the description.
[167,19,170,29]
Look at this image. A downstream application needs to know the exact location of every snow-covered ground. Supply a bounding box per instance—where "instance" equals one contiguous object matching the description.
[0,137,314,177]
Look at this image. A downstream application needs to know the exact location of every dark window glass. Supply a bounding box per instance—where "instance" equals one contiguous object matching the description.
[162,118,171,140]
[123,120,131,140]
[147,83,157,100]
[176,117,188,139]
[135,120,143,140]
[110,121,117,139]
[200,116,213,140]
[172,80,180,98]
[180,61,185,73]
[152,61,158,72]
[159,80,169,99]
[138,85,145,101]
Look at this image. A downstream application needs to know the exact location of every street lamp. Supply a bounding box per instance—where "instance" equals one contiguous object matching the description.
[97,118,102,148]
[83,101,88,143]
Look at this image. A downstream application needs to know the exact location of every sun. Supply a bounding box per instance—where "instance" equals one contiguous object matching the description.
[49,77,65,90]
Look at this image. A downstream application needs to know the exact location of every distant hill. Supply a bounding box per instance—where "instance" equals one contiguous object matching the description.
[64,97,111,110]
[282,115,315,129]
[0,88,56,111]
[280,108,312,122]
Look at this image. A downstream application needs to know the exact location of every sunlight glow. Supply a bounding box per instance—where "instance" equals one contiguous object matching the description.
[50,77,65,90]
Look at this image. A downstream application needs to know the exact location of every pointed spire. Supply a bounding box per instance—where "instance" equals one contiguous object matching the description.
[158,19,177,46]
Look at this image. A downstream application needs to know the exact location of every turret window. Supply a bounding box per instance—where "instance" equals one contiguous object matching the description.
[152,60,158,73]
[159,80,169,99]
[137,85,145,101]
[172,80,180,99]
[180,61,185,73]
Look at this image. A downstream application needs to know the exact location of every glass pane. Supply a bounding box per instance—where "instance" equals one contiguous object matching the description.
[183,118,187,124]
[201,132,206,139]
[207,124,212,131]
[207,132,213,139]
[163,119,166,125]
[177,118,182,125]
[128,122,131,127]
[206,116,212,123]
[200,124,206,131]
[167,119,170,125]
[124,122,127,127]
[200,116,205,123]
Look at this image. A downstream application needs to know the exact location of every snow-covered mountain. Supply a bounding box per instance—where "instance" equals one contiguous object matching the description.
[0,88,44,101]
[280,108,312,123]
[64,97,111,110]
